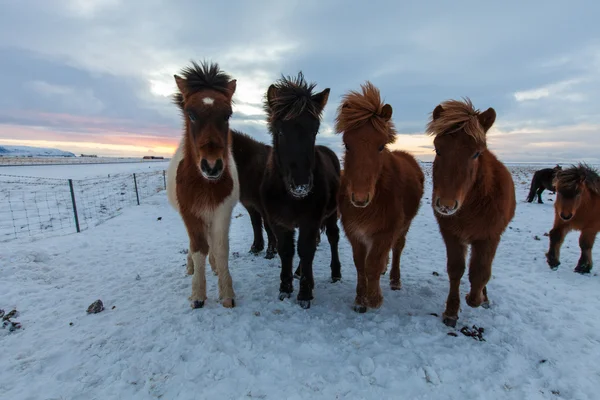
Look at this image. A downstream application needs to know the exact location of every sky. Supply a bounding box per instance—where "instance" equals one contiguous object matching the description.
[1,0,599,162]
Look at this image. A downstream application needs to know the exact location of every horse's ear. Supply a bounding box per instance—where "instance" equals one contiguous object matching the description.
[432,104,444,120]
[266,84,278,110]
[381,104,393,121]
[226,79,237,99]
[478,107,496,133]
[312,88,330,114]
[174,75,187,96]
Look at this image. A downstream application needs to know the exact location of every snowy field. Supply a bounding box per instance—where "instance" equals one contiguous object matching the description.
[1,161,599,400]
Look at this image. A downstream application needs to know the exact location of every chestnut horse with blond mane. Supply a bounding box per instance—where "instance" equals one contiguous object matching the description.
[166,61,239,309]
[426,98,515,327]
[546,163,600,274]
[336,82,424,313]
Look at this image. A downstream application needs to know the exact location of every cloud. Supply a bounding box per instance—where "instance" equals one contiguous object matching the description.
[0,1,599,161]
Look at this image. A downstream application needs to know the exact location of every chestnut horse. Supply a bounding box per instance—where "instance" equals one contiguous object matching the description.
[261,72,342,309]
[335,82,424,313]
[166,61,239,309]
[426,98,515,327]
[546,163,600,274]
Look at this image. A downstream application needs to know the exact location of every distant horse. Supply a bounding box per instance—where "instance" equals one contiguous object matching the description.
[426,98,516,327]
[166,61,239,309]
[526,164,562,203]
[261,72,342,309]
[546,163,600,274]
[335,82,424,313]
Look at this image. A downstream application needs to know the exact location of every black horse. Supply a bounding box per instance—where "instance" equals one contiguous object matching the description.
[261,72,342,309]
[526,164,562,204]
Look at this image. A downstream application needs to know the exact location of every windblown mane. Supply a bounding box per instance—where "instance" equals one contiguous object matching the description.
[264,72,323,122]
[334,81,397,144]
[556,163,600,196]
[172,61,233,110]
[425,97,486,144]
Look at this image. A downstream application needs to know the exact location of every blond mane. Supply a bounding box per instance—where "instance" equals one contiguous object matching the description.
[425,97,486,144]
[334,81,397,144]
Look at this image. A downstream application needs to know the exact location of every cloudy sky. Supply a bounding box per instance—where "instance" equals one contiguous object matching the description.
[1,0,599,162]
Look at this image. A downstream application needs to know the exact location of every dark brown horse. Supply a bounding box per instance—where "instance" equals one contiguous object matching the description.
[261,72,342,309]
[546,163,600,274]
[526,164,562,203]
[166,61,238,309]
[426,98,516,327]
[335,82,424,313]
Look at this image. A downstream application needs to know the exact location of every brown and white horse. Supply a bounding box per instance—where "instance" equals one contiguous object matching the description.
[166,61,239,309]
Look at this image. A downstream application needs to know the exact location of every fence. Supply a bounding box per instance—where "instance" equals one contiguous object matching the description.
[0,170,167,242]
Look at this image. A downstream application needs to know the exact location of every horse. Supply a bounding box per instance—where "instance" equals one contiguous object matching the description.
[334,82,424,313]
[546,163,600,274]
[166,61,239,309]
[526,164,562,203]
[426,98,516,327]
[261,72,342,309]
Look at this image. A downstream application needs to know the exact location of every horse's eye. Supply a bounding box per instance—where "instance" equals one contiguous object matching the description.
[344,143,349,151]
[188,111,196,123]
[224,114,231,122]
[435,148,441,156]
[378,145,385,152]
[472,151,481,159]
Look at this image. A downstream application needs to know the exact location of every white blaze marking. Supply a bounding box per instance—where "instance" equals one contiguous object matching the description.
[203,97,214,106]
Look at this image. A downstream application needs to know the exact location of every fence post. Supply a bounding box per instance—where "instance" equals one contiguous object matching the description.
[163,170,167,190]
[68,179,81,233]
[133,173,140,205]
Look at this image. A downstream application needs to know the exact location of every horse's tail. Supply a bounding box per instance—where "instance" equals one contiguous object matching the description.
[526,173,538,202]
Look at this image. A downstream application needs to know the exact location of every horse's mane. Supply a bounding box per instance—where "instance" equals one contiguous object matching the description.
[334,81,397,144]
[264,72,323,121]
[425,97,486,144]
[172,61,233,109]
[556,163,600,196]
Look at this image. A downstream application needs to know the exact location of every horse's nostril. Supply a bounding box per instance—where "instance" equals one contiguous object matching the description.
[435,198,441,208]
[453,200,459,210]
[560,212,573,220]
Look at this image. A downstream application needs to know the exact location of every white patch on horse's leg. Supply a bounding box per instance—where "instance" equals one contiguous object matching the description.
[202,97,214,106]
[190,251,207,307]
[166,137,185,212]
[186,252,194,275]
[208,252,218,276]
[211,149,240,308]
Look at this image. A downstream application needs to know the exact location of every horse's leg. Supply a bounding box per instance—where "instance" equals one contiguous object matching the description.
[381,253,390,276]
[208,252,218,276]
[575,230,597,274]
[537,187,545,204]
[350,239,368,313]
[441,232,467,327]
[210,203,236,308]
[546,221,569,270]
[264,218,278,259]
[186,239,194,275]
[296,223,320,309]
[390,232,407,291]
[248,207,265,255]
[365,235,393,309]
[466,238,500,309]
[188,228,209,309]
[273,224,295,300]
[325,213,342,282]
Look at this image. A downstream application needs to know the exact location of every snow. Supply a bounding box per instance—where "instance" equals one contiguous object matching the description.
[0,145,75,158]
[1,162,599,399]
[0,161,169,180]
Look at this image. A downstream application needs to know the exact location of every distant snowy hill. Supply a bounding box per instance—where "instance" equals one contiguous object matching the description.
[0,145,75,157]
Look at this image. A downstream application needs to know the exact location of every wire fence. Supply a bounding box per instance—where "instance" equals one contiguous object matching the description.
[0,170,167,242]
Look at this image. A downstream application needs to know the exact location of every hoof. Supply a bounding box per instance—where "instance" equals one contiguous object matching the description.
[353,305,367,313]
[546,253,560,270]
[331,276,341,283]
[249,244,264,255]
[481,301,490,309]
[191,300,204,309]
[279,292,291,301]
[390,281,402,291]
[265,250,276,260]
[366,295,383,309]
[465,293,484,308]
[294,273,302,280]
[298,300,311,309]
[222,298,235,308]
[574,264,592,274]
[442,314,458,327]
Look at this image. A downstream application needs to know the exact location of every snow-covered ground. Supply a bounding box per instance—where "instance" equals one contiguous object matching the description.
[0,145,76,157]
[1,162,599,400]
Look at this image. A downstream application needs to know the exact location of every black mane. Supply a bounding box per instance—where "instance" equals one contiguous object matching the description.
[172,61,233,109]
[264,72,322,122]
